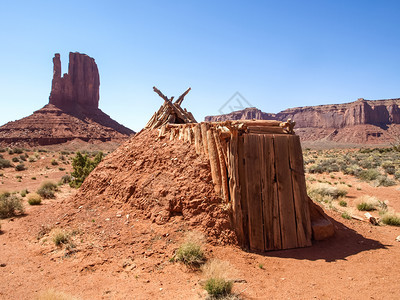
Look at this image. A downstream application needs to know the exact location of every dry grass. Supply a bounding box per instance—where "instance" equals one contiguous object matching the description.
[202,259,235,299]
[27,193,42,205]
[174,231,206,267]
[356,195,379,211]
[35,289,79,300]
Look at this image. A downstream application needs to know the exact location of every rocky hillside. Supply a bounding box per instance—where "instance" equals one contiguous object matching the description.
[0,52,134,146]
[205,98,400,145]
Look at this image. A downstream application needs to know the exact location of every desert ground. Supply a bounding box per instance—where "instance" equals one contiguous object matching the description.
[1,143,400,300]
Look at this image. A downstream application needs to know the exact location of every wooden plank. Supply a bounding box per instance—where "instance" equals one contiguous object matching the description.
[274,135,298,249]
[193,124,202,154]
[214,130,229,203]
[260,134,281,250]
[237,135,250,249]
[247,126,287,135]
[243,134,265,251]
[201,123,209,158]
[207,128,222,196]
[288,135,312,247]
[228,131,245,246]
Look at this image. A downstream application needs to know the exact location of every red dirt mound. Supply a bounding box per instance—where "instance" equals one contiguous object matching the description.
[66,129,236,245]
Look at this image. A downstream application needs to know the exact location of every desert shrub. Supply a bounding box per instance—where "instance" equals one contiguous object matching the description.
[51,159,58,166]
[0,148,5,153]
[15,164,26,171]
[12,157,19,162]
[60,175,72,185]
[357,169,380,181]
[394,171,400,180]
[19,154,27,161]
[343,164,362,176]
[51,228,70,246]
[20,189,28,197]
[307,164,324,174]
[0,158,12,169]
[341,212,351,220]
[59,155,66,161]
[70,151,103,188]
[27,193,42,205]
[12,148,24,154]
[380,212,400,226]
[173,231,205,267]
[58,167,65,171]
[0,192,24,218]
[37,181,58,199]
[356,196,379,211]
[375,175,396,187]
[339,200,347,207]
[308,183,348,200]
[28,156,36,162]
[202,259,233,299]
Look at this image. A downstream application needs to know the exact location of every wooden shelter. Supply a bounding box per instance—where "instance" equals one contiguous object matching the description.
[145,87,331,251]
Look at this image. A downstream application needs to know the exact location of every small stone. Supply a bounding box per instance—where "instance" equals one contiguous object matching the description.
[396,235,400,242]
[0,263,6,267]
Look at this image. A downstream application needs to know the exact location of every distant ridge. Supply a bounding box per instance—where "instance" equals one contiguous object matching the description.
[205,98,400,145]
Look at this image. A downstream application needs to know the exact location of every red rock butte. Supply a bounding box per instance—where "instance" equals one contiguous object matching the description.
[0,52,134,146]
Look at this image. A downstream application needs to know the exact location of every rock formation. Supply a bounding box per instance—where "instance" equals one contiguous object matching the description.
[205,98,400,144]
[0,52,134,146]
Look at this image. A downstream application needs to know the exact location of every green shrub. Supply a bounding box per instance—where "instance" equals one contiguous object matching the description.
[12,157,19,162]
[0,158,12,169]
[308,183,348,200]
[15,164,26,171]
[204,278,233,298]
[0,192,24,218]
[51,159,58,166]
[341,212,351,220]
[27,193,42,205]
[70,151,103,188]
[375,175,396,187]
[12,148,24,154]
[60,175,72,184]
[174,241,205,267]
[19,154,27,161]
[339,200,347,207]
[37,181,58,199]
[357,202,376,211]
[381,213,400,226]
[20,189,28,197]
[357,169,380,181]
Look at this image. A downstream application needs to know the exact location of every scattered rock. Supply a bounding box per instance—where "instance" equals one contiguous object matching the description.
[396,235,400,242]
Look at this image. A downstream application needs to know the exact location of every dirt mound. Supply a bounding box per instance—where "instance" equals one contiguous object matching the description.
[65,129,236,245]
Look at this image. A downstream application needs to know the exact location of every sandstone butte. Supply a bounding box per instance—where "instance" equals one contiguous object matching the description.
[0,52,134,146]
[205,98,400,145]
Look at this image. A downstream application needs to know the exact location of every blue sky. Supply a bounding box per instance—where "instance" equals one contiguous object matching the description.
[1,0,399,131]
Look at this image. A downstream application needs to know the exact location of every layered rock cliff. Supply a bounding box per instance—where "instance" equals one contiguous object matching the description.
[205,98,400,144]
[0,52,134,146]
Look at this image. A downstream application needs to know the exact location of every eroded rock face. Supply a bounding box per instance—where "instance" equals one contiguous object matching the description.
[49,52,100,112]
[205,98,400,144]
[0,52,134,146]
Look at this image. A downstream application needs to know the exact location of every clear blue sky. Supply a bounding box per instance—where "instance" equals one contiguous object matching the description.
[1,0,399,131]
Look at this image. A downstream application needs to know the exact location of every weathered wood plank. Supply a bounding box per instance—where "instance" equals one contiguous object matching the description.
[247,126,287,135]
[288,135,312,247]
[243,134,265,251]
[207,128,222,196]
[214,129,229,203]
[274,135,298,249]
[193,124,202,154]
[201,123,209,158]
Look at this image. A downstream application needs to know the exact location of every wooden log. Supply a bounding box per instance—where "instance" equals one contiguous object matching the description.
[231,120,283,127]
[183,125,189,142]
[246,126,287,135]
[170,128,176,140]
[228,130,245,247]
[243,134,265,251]
[213,129,229,203]
[237,135,250,249]
[201,123,210,157]
[261,134,281,250]
[158,125,166,138]
[274,135,298,249]
[187,127,193,144]
[207,128,222,195]
[174,87,191,106]
[288,135,312,247]
[178,127,184,140]
[193,124,202,154]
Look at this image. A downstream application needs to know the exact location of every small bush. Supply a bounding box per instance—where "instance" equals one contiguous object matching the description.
[204,278,233,298]
[174,231,205,267]
[357,169,380,181]
[12,157,19,162]
[20,189,28,197]
[341,212,352,220]
[12,148,24,154]
[339,200,347,207]
[0,192,24,218]
[0,158,12,169]
[15,164,26,171]
[60,175,72,185]
[27,193,42,205]
[375,175,396,187]
[37,181,58,199]
[357,202,376,211]
[19,154,27,161]
[308,183,348,200]
[51,228,70,246]
[51,159,58,166]
[381,212,400,226]
[70,151,103,188]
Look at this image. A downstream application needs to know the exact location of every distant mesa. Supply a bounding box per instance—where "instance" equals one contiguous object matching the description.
[205,98,400,145]
[0,52,134,146]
